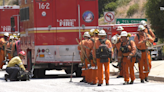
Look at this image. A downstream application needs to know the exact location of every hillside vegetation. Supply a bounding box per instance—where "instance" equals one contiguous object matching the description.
[99,0,148,25]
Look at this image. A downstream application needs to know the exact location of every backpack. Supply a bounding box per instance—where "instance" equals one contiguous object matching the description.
[96,38,112,63]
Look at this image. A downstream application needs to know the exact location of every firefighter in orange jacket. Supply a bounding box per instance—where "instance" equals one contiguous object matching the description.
[134,25,154,83]
[112,26,124,78]
[6,36,16,60]
[95,30,112,86]
[0,33,9,69]
[140,20,155,40]
[85,29,99,85]
[78,31,90,83]
[118,31,136,85]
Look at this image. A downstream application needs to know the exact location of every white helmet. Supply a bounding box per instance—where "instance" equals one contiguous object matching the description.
[137,25,145,31]
[121,31,128,37]
[83,32,90,37]
[117,26,124,31]
[9,36,14,40]
[111,35,118,44]
[140,20,147,26]
[4,33,9,37]
[98,30,106,36]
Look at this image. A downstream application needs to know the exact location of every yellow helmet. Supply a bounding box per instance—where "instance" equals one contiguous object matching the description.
[93,29,99,34]
[89,29,95,36]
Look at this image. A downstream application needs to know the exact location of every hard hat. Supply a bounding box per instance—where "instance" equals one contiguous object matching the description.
[19,51,26,56]
[17,33,20,36]
[111,35,118,44]
[117,26,124,31]
[140,20,147,26]
[89,29,95,36]
[4,33,9,37]
[137,25,145,31]
[83,32,91,38]
[9,36,14,40]
[121,31,128,37]
[98,30,106,36]
[93,29,99,34]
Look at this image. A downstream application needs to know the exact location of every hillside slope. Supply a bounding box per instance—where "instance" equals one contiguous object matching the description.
[99,0,148,25]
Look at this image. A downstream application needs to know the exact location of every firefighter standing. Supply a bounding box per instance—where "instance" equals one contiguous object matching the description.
[6,51,27,81]
[95,30,112,86]
[118,31,136,85]
[86,29,99,85]
[140,20,155,40]
[6,36,16,60]
[0,33,9,69]
[112,26,124,78]
[15,33,21,56]
[78,31,90,83]
[134,25,154,83]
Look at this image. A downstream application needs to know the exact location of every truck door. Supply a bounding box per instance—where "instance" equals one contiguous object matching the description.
[55,0,78,61]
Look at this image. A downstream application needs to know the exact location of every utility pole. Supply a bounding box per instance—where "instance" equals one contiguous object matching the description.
[3,0,5,6]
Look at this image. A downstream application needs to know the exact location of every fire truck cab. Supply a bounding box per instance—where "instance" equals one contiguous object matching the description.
[12,0,98,77]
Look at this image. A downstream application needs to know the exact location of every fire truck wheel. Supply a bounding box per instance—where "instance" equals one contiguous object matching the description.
[75,67,82,77]
[33,69,45,78]
[64,69,72,74]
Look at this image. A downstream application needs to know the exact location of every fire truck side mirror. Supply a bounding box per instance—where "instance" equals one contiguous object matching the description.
[11,17,15,32]
[154,38,158,42]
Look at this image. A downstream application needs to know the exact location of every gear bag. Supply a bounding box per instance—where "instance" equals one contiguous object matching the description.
[96,39,112,63]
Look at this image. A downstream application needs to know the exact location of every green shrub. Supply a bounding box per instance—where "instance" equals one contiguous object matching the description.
[116,0,131,6]
[127,4,139,16]
[104,2,117,11]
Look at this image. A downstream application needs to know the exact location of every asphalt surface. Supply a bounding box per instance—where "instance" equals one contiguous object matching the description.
[0,68,164,92]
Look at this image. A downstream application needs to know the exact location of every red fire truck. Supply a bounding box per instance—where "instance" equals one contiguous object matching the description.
[0,5,19,38]
[10,0,98,77]
[99,23,139,41]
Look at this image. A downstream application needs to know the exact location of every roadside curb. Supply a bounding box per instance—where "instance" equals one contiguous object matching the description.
[110,72,164,82]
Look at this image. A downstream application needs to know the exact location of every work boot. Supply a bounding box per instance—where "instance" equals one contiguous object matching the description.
[130,81,134,84]
[123,81,129,85]
[80,78,85,82]
[141,79,144,83]
[145,77,149,82]
[117,75,123,78]
[97,84,102,86]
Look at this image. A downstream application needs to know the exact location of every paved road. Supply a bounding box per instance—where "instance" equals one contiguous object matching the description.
[0,70,164,92]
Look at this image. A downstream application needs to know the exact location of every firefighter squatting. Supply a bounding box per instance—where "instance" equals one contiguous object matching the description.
[78,20,155,86]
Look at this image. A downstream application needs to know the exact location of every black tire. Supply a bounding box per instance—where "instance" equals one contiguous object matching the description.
[34,69,45,78]
[75,67,82,77]
[64,69,71,74]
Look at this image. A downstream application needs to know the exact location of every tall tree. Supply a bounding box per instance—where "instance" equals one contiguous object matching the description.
[146,0,164,39]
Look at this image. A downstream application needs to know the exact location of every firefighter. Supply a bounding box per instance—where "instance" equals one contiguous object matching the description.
[96,30,112,86]
[15,33,21,56]
[118,31,136,85]
[0,33,9,69]
[140,20,155,40]
[6,36,16,60]
[86,29,99,85]
[6,51,27,81]
[134,25,154,83]
[78,31,90,83]
[112,26,124,78]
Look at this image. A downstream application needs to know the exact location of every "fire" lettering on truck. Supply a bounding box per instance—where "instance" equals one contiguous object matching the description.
[1,26,11,31]
[57,19,76,27]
